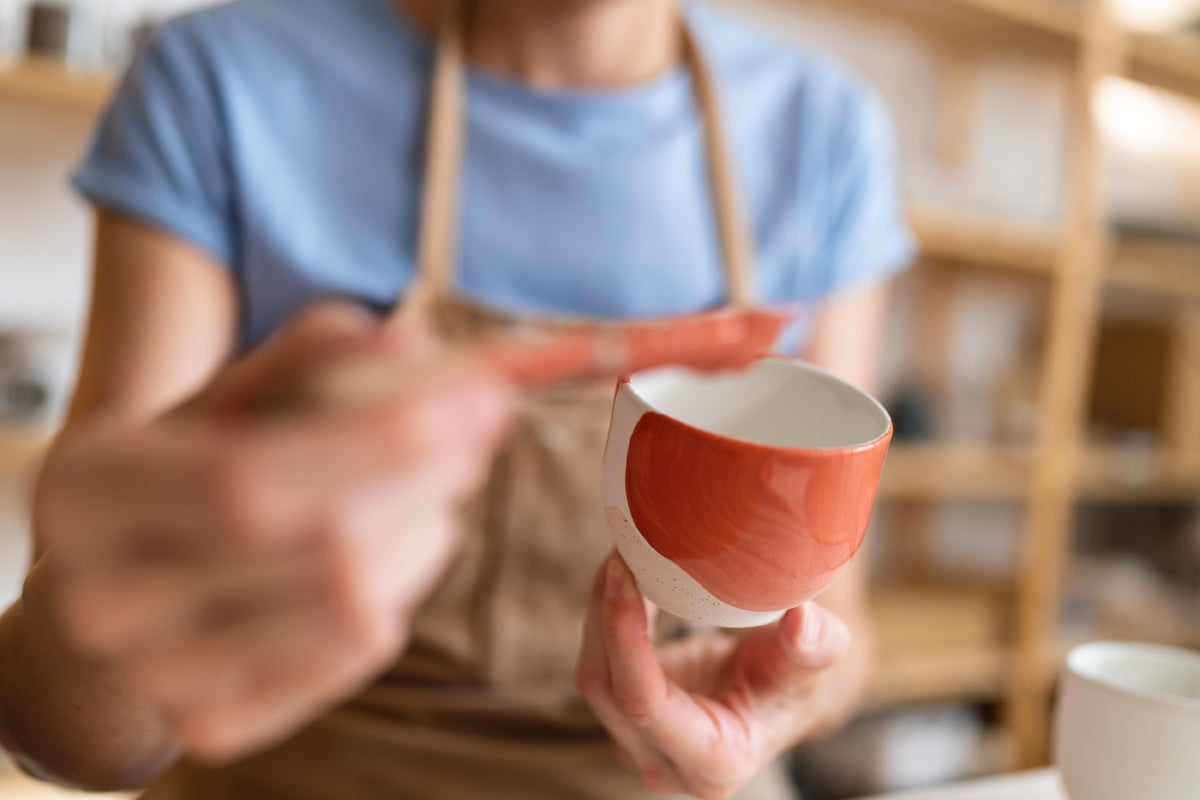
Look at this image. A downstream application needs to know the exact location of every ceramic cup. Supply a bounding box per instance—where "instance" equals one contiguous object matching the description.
[602,358,892,628]
[1055,641,1200,800]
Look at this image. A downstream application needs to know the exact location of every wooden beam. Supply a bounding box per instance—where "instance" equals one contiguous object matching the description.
[1165,309,1200,475]
[1005,0,1126,769]
[1127,31,1200,101]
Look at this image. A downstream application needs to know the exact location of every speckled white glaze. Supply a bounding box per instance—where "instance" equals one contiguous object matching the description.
[603,374,785,628]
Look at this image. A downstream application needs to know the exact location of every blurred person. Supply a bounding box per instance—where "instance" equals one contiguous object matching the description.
[0,0,913,798]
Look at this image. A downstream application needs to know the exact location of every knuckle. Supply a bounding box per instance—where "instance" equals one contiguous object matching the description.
[342,603,400,666]
[602,611,636,646]
[613,692,656,728]
[207,451,266,544]
[573,667,604,700]
[640,764,677,795]
[317,532,399,665]
[312,507,358,550]
[292,301,372,339]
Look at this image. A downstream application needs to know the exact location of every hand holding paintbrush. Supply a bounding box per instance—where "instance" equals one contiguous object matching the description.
[232,306,793,418]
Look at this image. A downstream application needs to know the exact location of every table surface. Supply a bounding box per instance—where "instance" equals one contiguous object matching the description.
[854,770,1064,800]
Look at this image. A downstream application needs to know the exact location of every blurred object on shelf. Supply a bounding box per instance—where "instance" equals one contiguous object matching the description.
[792,704,1006,800]
[0,333,53,427]
[885,386,938,441]
[24,2,102,67]
[1089,317,1172,437]
[0,329,72,430]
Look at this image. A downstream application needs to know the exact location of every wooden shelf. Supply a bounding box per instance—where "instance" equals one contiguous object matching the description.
[1077,444,1200,502]
[0,56,114,111]
[825,0,1082,46]
[911,208,1065,275]
[868,583,1013,708]
[929,0,1082,40]
[882,442,1200,503]
[0,428,51,474]
[880,443,1033,501]
[1108,234,1200,301]
[869,645,1010,708]
[1127,31,1200,101]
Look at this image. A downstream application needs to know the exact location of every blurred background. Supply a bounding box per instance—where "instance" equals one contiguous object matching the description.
[1,0,1198,798]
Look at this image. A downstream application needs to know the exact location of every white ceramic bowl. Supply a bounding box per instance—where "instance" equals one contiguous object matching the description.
[1055,641,1200,800]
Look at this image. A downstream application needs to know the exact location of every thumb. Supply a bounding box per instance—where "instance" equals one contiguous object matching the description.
[777,603,851,671]
[735,603,851,696]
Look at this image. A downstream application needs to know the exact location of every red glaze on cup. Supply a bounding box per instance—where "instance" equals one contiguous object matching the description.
[602,358,892,628]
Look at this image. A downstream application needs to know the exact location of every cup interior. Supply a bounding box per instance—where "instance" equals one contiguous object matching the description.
[1068,642,1200,711]
[626,359,890,450]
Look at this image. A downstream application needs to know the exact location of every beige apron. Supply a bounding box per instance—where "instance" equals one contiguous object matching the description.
[143,2,795,797]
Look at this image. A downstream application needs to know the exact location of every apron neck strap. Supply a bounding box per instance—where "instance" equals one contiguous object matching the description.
[395,0,757,324]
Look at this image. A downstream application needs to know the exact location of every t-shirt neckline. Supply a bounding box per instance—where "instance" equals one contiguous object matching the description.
[370,0,696,118]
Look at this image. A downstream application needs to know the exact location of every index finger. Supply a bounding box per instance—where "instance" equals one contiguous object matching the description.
[599,556,724,765]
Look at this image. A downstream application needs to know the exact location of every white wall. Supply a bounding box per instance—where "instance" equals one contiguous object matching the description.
[714,0,1072,224]
[0,0,213,335]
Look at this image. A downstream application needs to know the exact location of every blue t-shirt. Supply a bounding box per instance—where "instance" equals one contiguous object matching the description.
[74,0,914,350]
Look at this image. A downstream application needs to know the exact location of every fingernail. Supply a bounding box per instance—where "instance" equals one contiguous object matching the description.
[605,557,626,601]
[800,604,823,653]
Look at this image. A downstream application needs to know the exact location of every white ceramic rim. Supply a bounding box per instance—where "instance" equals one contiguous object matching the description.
[1066,641,1200,714]
[624,358,893,455]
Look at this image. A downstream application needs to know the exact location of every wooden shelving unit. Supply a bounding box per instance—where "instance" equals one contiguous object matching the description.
[866,582,1068,709]
[0,57,114,111]
[799,0,1200,772]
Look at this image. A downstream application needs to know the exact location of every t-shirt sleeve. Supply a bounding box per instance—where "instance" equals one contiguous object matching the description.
[803,85,915,300]
[73,21,236,270]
